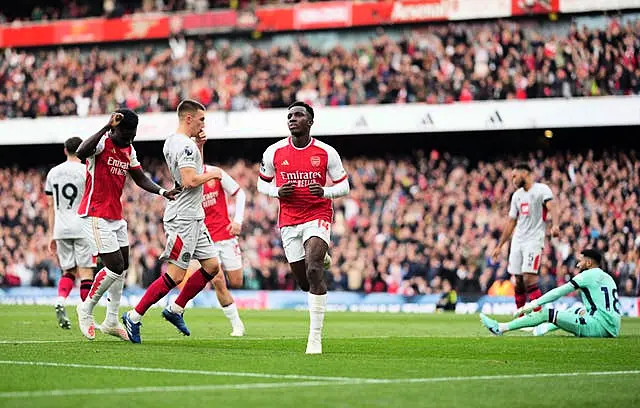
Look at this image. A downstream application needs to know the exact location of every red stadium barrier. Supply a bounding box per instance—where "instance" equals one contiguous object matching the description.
[0,15,170,48]
[511,0,560,16]
[0,0,637,48]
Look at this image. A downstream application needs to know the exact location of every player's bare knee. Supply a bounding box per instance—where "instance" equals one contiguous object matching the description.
[78,268,93,280]
[200,258,220,277]
[227,270,243,289]
[167,264,186,284]
[212,272,226,288]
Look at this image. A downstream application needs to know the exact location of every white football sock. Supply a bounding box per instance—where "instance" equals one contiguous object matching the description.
[128,309,142,323]
[55,296,65,307]
[105,272,125,325]
[169,302,185,314]
[86,267,120,313]
[222,303,243,328]
[308,293,327,341]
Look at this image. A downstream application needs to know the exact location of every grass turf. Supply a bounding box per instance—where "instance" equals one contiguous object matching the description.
[0,305,638,408]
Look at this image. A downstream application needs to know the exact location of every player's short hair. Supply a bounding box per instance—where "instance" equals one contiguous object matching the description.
[114,108,139,130]
[288,101,314,120]
[64,137,83,155]
[581,248,603,266]
[514,162,531,172]
[177,99,206,119]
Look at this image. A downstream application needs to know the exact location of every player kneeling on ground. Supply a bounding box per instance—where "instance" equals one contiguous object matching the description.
[480,249,620,338]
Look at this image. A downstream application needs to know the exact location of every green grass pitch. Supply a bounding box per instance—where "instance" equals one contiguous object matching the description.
[0,305,639,408]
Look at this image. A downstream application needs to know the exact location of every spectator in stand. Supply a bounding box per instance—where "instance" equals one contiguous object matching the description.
[436,279,457,311]
[2,17,640,119]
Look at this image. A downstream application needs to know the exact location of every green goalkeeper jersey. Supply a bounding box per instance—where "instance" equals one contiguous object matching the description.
[569,268,621,337]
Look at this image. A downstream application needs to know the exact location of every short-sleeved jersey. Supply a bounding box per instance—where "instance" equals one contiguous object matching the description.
[259,137,347,227]
[77,135,141,221]
[163,134,204,221]
[45,161,86,239]
[569,267,621,337]
[509,182,553,244]
[203,165,240,242]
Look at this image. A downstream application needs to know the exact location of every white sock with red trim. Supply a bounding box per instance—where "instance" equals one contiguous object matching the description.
[85,267,119,313]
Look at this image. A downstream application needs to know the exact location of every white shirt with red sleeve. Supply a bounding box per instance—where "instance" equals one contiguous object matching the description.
[203,165,242,242]
[77,135,141,221]
[259,137,348,228]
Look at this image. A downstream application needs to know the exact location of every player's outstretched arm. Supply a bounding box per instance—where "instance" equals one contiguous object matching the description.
[515,282,575,315]
[129,167,178,199]
[76,112,123,160]
[179,167,221,189]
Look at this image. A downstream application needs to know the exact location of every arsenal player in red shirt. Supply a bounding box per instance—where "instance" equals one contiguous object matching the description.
[257,102,350,354]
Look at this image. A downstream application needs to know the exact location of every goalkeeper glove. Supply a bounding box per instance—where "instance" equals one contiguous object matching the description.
[514,301,539,317]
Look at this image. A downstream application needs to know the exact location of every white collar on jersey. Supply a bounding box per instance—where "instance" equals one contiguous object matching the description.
[288,136,314,150]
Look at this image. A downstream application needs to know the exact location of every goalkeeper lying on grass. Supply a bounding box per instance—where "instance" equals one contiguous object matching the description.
[480,248,621,338]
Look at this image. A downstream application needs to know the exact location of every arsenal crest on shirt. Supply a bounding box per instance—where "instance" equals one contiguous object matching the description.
[310,156,321,167]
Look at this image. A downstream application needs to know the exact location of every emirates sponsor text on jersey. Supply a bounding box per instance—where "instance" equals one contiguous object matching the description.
[280,170,323,187]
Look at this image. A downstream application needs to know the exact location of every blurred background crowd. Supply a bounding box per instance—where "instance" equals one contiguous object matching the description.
[2,148,638,298]
[2,15,639,118]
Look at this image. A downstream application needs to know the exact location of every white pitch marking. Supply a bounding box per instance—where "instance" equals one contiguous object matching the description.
[0,360,362,381]
[0,381,341,398]
[0,370,638,398]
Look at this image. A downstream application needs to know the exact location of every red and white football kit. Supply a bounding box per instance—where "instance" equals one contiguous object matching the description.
[259,137,348,262]
[203,165,245,271]
[77,135,141,254]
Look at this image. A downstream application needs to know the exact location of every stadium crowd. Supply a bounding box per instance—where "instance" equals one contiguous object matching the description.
[1,17,640,119]
[1,149,638,297]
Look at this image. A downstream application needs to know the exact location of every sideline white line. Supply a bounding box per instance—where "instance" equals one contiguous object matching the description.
[0,335,448,344]
[0,381,336,398]
[0,370,638,398]
[0,360,361,381]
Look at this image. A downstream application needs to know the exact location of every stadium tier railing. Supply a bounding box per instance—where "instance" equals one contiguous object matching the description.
[1,97,639,145]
